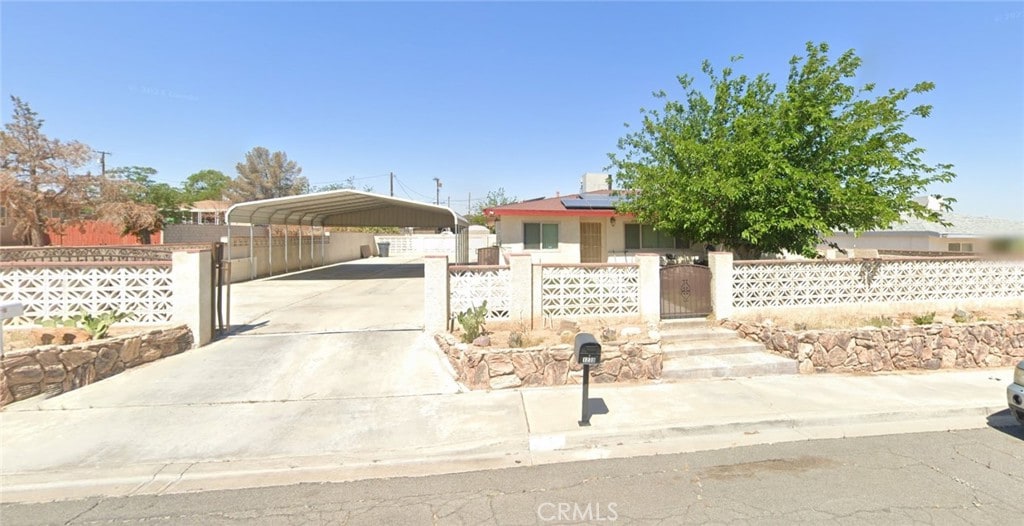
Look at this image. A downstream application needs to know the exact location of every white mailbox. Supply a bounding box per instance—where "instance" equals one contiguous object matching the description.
[0,301,24,320]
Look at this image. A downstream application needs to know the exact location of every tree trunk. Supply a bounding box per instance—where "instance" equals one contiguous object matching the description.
[139,230,152,245]
[30,224,48,247]
[729,243,762,261]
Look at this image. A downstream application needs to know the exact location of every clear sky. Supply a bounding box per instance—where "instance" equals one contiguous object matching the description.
[2,1,1022,220]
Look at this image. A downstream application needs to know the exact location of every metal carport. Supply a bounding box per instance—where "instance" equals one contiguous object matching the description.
[225,190,471,275]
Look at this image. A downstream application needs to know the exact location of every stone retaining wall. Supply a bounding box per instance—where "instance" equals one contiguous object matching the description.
[1,325,193,407]
[722,320,1024,373]
[435,335,663,390]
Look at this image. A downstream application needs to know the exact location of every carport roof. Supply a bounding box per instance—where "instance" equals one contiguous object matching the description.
[226,190,469,228]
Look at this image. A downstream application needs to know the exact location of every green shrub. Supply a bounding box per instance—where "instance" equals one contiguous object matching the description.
[456,302,488,343]
[912,312,936,325]
[43,310,133,340]
[866,315,893,328]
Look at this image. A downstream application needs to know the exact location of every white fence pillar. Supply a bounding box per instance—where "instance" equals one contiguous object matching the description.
[172,250,213,347]
[423,256,450,333]
[636,253,661,324]
[509,254,533,326]
[709,251,734,320]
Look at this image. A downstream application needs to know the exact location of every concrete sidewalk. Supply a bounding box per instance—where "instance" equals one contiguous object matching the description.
[1,368,1016,503]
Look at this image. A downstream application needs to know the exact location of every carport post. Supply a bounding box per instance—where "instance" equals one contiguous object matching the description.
[284,227,289,273]
[298,225,303,270]
[249,225,255,280]
[267,227,273,276]
[309,220,314,266]
[320,225,326,266]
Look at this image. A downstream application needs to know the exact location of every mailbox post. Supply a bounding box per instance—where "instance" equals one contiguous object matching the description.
[1,301,25,358]
[574,332,602,427]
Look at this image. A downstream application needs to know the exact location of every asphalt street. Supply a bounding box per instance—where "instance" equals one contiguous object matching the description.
[4,425,1022,525]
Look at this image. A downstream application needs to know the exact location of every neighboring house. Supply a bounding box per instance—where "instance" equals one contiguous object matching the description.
[181,200,231,224]
[822,197,1024,255]
[484,173,707,264]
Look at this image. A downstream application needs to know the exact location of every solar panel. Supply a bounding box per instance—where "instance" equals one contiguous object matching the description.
[560,196,624,209]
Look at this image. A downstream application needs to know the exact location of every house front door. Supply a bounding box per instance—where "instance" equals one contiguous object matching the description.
[579,222,603,263]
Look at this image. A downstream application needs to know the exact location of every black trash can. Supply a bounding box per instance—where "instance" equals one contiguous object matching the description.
[377,241,391,257]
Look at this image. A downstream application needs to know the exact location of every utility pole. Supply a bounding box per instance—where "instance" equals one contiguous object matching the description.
[390,172,394,197]
[96,150,112,176]
[433,177,442,205]
[447,196,451,208]
[468,192,472,216]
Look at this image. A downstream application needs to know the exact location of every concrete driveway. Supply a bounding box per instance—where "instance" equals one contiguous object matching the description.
[1,257,511,481]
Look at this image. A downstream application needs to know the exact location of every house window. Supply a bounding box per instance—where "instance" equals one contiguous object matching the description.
[625,224,686,249]
[948,242,974,253]
[524,223,558,249]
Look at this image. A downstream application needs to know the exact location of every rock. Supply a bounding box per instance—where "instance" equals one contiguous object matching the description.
[797,343,813,361]
[558,320,580,333]
[472,335,491,347]
[799,359,814,374]
[120,337,142,364]
[618,366,635,381]
[592,373,616,384]
[510,353,537,376]
[489,374,522,390]
[547,348,573,361]
[35,351,62,367]
[11,383,41,401]
[94,347,120,375]
[620,327,642,339]
[543,361,569,385]
[469,362,490,389]
[600,327,617,341]
[60,349,97,369]
[7,364,44,386]
[485,354,515,376]
[827,348,847,367]
[521,373,545,387]
[42,365,66,382]
[598,357,623,376]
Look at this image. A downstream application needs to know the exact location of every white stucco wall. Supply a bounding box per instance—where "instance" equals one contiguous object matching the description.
[496,215,584,264]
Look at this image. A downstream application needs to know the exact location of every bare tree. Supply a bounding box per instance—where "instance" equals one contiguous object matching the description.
[225,147,308,202]
[0,97,95,246]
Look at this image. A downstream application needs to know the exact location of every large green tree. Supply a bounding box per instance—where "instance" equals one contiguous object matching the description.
[469,187,517,226]
[183,169,230,201]
[0,97,95,246]
[225,147,308,202]
[609,42,956,258]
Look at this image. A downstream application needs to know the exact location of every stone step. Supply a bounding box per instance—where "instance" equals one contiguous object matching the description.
[659,327,740,344]
[662,338,766,357]
[661,353,799,381]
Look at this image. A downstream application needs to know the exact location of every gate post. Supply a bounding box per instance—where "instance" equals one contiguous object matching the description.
[636,253,661,323]
[708,252,734,320]
[509,253,533,327]
[172,250,213,347]
[423,255,450,333]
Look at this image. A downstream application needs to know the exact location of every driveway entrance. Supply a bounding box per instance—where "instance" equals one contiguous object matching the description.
[2,256,469,477]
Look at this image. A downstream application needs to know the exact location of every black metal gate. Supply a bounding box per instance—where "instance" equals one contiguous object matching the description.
[660,264,712,319]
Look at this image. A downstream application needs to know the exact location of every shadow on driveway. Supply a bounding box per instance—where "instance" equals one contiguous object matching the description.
[266,263,424,281]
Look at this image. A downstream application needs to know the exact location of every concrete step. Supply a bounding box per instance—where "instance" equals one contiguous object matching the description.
[662,338,766,357]
[659,327,741,344]
[661,353,799,381]
[659,318,712,331]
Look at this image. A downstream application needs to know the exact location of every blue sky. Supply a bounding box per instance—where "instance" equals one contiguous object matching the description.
[2,2,1022,220]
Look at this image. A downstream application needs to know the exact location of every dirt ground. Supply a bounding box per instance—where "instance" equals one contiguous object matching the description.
[450,318,660,348]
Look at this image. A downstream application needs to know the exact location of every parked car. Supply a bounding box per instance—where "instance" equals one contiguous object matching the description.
[1009,360,1024,425]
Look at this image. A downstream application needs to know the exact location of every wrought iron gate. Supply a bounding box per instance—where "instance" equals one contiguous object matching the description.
[660,264,712,319]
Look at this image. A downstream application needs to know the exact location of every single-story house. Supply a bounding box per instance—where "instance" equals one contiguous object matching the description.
[484,173,708,264]
[821,196,1024,255]
[180,200,231,225]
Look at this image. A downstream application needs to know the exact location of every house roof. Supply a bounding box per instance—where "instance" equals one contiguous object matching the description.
[182,200,231,212]
[484,190,632,218]
[872,212,1024,238]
